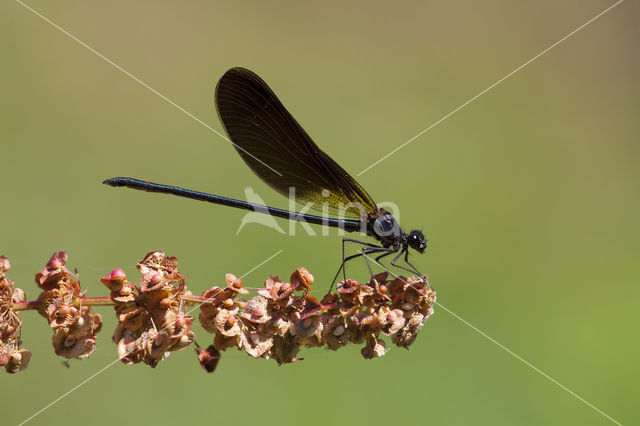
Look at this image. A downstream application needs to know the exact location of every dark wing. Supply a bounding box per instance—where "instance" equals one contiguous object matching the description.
[215,67,377,218]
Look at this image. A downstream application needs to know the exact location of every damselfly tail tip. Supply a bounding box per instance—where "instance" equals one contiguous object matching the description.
[103,177,126,187]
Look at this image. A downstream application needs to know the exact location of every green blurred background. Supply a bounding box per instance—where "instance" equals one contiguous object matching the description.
[1,0,638,425]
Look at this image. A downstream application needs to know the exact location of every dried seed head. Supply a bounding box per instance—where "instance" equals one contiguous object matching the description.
[0,257,32,374]
[35,252,102,361]
[0,256,10,273]
[104,251,195,368]
[11,288,25,304]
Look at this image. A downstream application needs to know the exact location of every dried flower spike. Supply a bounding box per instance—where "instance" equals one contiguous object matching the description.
[2,249,435,374]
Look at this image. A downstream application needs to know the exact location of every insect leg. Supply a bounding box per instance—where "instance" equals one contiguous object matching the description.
[389,246,422,276]
[403,248,422,276]
[360,246,397,279]
[328,238,380,292]
[374,250,395,270]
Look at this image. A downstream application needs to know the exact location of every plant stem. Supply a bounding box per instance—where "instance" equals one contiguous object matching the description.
[12,300,42,311]
[79,297,115,306]
[13,294,224,311]
[181,294,211,305]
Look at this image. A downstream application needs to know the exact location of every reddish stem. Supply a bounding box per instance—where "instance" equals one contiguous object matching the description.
[78,297,114,306]
[12,300,42,311]
[12,295,218,311]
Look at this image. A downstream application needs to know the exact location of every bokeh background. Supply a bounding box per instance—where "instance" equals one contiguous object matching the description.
[1,1,638,425]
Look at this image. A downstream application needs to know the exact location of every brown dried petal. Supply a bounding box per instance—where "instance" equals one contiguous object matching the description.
[353,310,384,334]
[35,252,72,290]
[337,279,361,305]
[320,292,339,307]
[324,317,351,351]
[49,303,80,328]
[51,307,102,359]
[1,260,31,374]
[271,334,302,365]
[4,349,31,374]
[259,276,294,306]
[242,326,274,358]
[213,333,242,351]
[11,288,25,304]
[241,296,271,323]
[201,286,223,302]
[367,272,391,302]
[384,309,407,335]
[137,251,173,275]
[224,274,249,294]
[147,332,171,366]
[391,313,426,348]
[300,294,323,319]
[292,315,323,344]
[101,271,136,305]
[290,267,313,291]
[198,286,227,317]
[164,313,195,350]
[52,329,95,359]
[116,328,145,365]
[196,344,221,373]
[268,316,290,337]
[214,309,242,337]
[361,335,387,359]
[117,305,146,331]
[387,278,407,304]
